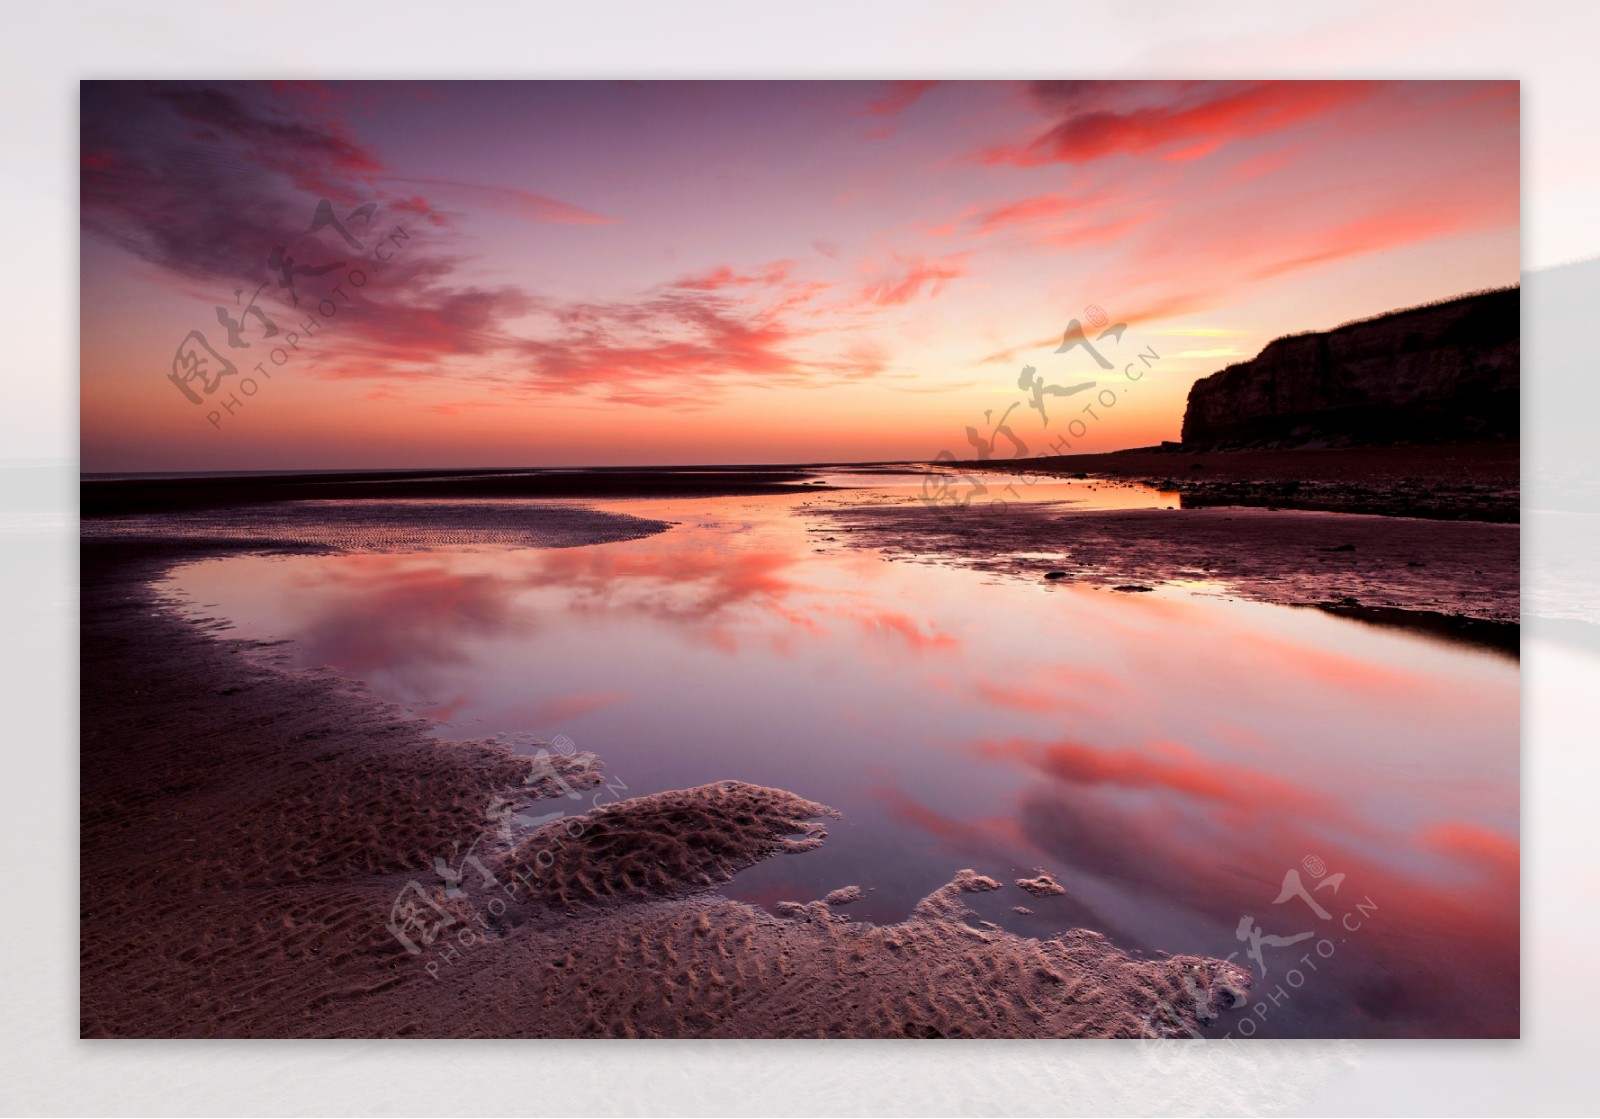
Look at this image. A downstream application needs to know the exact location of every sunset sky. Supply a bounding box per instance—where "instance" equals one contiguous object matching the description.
[79,80,1519,472]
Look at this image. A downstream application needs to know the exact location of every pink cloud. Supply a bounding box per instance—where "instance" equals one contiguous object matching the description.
[863,80,939,116]
[672,261,796,290]
[379,176,619,226]
[859,253,966,305]
[981,81,1385,167]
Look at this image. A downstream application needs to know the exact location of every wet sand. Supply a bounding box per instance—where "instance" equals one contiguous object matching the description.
[990,442,1518,522]
[81,533,1247,1038]
[81,467,827,518]
[813,502,1518,653]
[81,498,672,553]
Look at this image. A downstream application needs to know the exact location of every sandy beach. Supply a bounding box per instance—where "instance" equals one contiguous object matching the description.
[79,447,1520,1037]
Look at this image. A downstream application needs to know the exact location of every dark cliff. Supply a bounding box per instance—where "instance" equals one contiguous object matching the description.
[1180,288,1519,449]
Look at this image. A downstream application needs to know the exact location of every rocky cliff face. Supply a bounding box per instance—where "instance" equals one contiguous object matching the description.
[1181,288,1519,448]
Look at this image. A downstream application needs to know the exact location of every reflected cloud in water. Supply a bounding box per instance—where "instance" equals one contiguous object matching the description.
[164,489,1517,1036]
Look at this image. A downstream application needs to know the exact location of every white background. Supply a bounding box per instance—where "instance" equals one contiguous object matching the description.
[4,1,1598,1114]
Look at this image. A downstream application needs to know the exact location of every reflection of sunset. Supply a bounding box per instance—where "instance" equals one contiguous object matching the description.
[163,486,1517,1035]
[903,728,1518,1036]
[977,736,1328,818]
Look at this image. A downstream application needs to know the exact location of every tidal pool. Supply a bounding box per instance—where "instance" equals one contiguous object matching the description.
[161,473,1519,1038]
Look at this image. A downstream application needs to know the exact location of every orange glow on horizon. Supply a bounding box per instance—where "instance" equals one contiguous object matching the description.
[81,80,1518,472]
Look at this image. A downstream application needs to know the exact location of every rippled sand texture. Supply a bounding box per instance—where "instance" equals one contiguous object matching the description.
[439,859,1247,1040]
[499,781,838,916]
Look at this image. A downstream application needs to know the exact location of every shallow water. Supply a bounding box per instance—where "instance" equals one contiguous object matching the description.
[161,473,1519,1038]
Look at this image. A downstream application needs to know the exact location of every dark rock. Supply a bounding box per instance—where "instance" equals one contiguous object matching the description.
[1181,288,1518,449]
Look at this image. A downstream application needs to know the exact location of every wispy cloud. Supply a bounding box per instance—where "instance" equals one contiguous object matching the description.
[379,176,620,225]
[978,81,1385,167]
[862,80,939,116]
[859,252,966,305]
[510,282,885,408]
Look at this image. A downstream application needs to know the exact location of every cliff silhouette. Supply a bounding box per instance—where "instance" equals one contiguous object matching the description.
[1181,287,1519,449]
